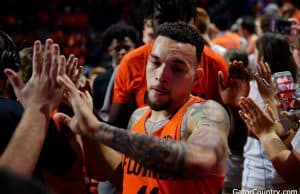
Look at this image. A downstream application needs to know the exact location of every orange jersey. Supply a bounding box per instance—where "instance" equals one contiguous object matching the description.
[113,43,151,107]
[211,32,241,49]
[122,96,224,194]
[113,43,228,107]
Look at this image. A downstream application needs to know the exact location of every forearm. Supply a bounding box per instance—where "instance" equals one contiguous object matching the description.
[259,132,287,160]
[0,108,49,176]
[259,132,300,184]
[89,122,219,178]
[81,136,121,180]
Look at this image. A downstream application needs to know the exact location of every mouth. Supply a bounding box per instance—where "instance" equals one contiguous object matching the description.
[150,86,169,95]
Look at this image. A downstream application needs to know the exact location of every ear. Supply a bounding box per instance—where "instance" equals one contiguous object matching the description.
[193,67,203,85]
[192,67,203,94]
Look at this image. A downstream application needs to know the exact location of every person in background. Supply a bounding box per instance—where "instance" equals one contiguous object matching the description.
[242,32,298,190]
[92,23,139,111]
[222,48,249,194]
[190,8,227,56]
[142,17,154,44]
[239,60,300,187]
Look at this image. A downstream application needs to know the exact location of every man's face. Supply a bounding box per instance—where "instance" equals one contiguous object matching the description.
[108,37,135,65]
[146,35,198,111]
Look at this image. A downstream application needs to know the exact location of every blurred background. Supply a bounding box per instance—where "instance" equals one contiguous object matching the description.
[0,0,284,69]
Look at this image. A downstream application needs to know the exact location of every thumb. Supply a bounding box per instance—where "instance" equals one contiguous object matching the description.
[4,68,24,98]
[53,112,72,128]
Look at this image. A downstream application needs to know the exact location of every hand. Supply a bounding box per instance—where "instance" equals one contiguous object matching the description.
[61,54,83,105]
[54,72,100,137]
[5,39,64,116]
[239,97,282,138]
[66,54,83,88]
[254,61,276,101]
[281,108,300,131]
[218,60,250,107]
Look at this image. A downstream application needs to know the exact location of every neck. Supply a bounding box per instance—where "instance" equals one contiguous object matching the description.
[150,95,191,122]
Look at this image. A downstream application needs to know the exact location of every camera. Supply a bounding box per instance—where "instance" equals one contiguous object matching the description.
[270,18,292,35]
[0,31,19,76]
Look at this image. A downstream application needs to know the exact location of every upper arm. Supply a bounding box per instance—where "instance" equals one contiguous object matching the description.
[182,100,230,173]
[127,107,149,130]
[184,100,230,141]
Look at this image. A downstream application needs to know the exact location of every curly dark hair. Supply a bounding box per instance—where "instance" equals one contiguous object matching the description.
[156,22,205,64]
[102,23,140,50]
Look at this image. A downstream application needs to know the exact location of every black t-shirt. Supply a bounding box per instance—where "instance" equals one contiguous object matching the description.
[0,96,76,180]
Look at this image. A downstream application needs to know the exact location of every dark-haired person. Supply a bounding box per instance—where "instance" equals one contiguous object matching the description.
[243,33,299,190]
[55,22,230,194]
[111,0,228,128]
[92,23,139,111]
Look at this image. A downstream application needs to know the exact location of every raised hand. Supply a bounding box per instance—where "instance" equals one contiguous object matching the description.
[61,54,84,106]
[255,61,276,101]
[66,54,83,88]
[238,97,283,138]
[5,39,65,116]
[54,71,99,137]
[218,60,250,107]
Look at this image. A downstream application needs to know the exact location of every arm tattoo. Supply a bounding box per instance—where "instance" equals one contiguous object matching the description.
[127,107,148,130]
[187,100,230,162]
[92,100,229,178]
[94,122,186,178]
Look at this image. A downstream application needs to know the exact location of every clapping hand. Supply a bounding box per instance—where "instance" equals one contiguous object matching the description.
[218,60,250,107]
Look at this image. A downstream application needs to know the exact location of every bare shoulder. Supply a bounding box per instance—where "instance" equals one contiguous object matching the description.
[181,100,230,140]
[127,106,149,130]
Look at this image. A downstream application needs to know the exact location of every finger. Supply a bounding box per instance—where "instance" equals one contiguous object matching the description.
[58,55,66,77]
[66,54,75,76]
[50,44,60,79]
[75,65,83,87]
[57,74,78,97]
[238,110,251,127]
[70,58,78,79]
[42,39,53,76]
[84,90,93,103]
[53,112,72,128]
[265,104,276,121]
[4,69,25,98]
[264,62,271,75]
[66,54,75,66]
[32,40,42,76]
[256,61,262,74]
[254,73,269,89]
[245,97,260,116]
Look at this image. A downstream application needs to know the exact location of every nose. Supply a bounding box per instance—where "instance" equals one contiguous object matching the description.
[155,63,169,82]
